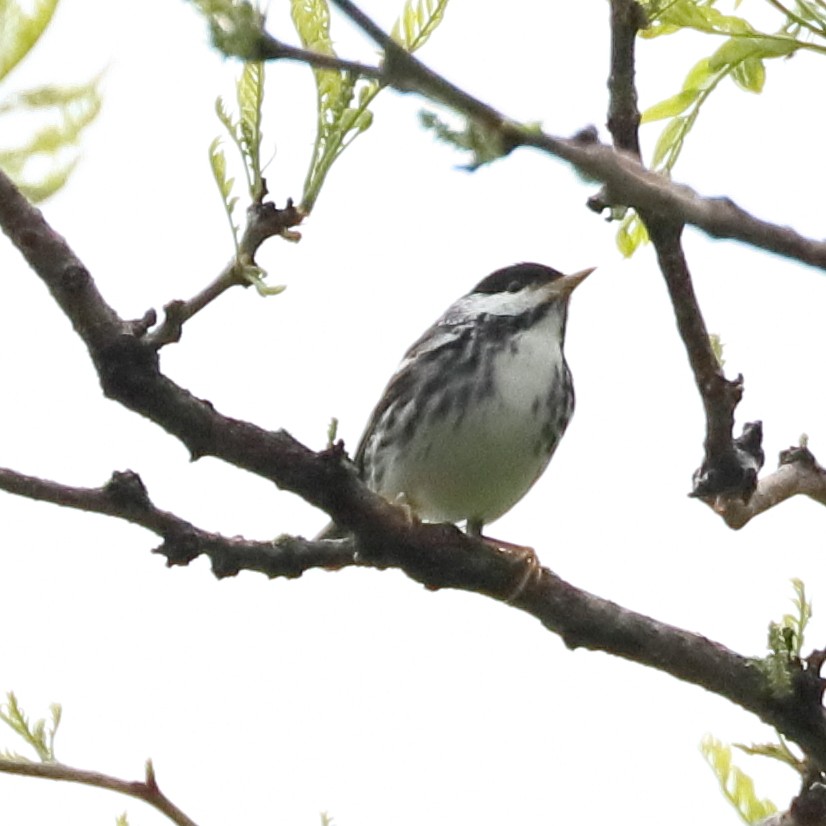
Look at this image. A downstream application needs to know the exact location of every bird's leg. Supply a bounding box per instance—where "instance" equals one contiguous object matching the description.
[465,520,542,603]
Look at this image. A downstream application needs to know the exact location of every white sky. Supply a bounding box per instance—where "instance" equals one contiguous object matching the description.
[1,1,825,824]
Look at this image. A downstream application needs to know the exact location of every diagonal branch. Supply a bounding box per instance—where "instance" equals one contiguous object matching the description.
[307,1,826,271]
[603,0,759,500]
[204,1,826,269]
[2,11,826,769]
[0,757,198,826]
[145,198,305,348]
[2,171,826,765]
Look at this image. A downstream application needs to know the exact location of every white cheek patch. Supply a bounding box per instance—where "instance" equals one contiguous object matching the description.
[452,288,542,319]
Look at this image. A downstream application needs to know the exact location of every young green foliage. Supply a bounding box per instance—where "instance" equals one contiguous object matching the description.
[291,0,449,212]
[735,735,806,776]
[210,58,285,296]
[390,0,450,51]
[191,0,265,59]
[615,210,650,258]
[763,577,812,689]
[709,333,726,368]
[327,417,339,449]
[618,0,825,256]
[418,110,510,170]
[213,59,267,208]
[0,1,102,201]
[0,0,60,81]
[701,581,814,821]
[0,692,61,763]
[700,736,777,824]
[757,578,812,695]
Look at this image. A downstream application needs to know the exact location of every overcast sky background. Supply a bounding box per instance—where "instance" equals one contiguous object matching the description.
[1,1,825,824]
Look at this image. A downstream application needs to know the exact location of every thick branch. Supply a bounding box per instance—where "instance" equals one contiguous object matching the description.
[1,17,825,768]
[4,464,826,769]
[0,758,197,826]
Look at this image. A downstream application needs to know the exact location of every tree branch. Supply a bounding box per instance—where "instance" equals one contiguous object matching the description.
[606,0,645,158]
[2,12,826,771]
[647,221,761,498]
[4,463,826,771]
[709,445,826,529]
[0,757,198,826]
[601,0,762,500]
[145,197,304,348]
[0,466,360,577]
[233,1,826,271]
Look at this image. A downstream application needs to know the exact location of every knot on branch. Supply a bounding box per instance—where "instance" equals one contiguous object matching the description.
[240,197,305,252]
[124,308,157,338]
[779,782,826,826]
[104,471,151,511]
[95,334,161,403]
[691,420,764,500]
[153,530,201,567]
[781,444,819,470]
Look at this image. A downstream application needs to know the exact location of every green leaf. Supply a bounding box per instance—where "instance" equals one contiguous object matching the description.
[237,60,265,199]
[0,77,102,201]
[615,210,649,257]
[732,56,766,92]
[208,137,241,256]
[0,0,60,82]
[709,333,726,368]
[700,736,777,825]
[193,0,265,60]
[641,89,699,123]
[419,109,510,169]
[0,692,61,762]
[735,736,806,774]
[391,0,449,51]
[291,0,449,211]
[650,115,686,168]
[684,57,714,92]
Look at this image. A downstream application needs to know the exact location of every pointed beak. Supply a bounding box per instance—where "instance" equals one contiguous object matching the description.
[541,267,596,300]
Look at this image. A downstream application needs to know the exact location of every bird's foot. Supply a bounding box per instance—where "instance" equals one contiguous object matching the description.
[481,536,542,603]
[392,492,422,528]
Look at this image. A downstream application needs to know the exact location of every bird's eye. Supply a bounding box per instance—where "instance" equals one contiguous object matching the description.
[506,281,520,293]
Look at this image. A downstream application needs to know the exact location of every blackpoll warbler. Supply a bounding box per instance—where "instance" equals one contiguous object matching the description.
[322,262,592,540]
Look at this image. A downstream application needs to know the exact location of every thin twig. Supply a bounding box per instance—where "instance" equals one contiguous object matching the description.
[4,15,826,768]
[0,757,198,826]
[145,198,304,348]
[254,33,384,79]
[765,0,826,37]
[233,2,826,271]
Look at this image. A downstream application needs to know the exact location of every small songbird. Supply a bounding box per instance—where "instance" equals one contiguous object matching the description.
[321,262,592,541]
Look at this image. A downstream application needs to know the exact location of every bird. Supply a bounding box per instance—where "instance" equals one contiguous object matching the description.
[320,261,593,543]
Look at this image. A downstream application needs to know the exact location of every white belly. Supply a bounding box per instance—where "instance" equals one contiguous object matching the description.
[365,316,572,528]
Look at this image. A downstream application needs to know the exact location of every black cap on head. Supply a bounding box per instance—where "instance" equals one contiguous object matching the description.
[471,263,566,296]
